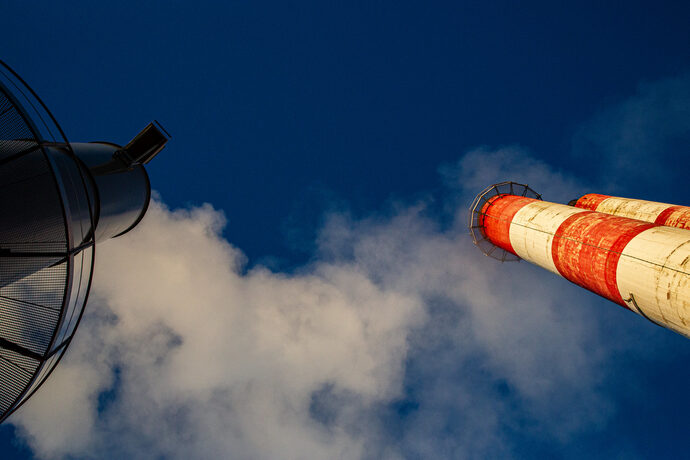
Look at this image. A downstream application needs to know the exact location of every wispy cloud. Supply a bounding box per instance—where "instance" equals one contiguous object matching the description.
[571,73,690,197]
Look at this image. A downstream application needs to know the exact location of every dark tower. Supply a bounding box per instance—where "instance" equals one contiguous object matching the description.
[0,61,169,422]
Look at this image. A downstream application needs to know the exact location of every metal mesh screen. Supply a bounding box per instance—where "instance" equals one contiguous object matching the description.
[0,92,36,156]
[0,348,40,415]
[0,62,95,423]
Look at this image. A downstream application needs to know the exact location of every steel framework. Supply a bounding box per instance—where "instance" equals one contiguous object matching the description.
[468,181,541,261]
[0,61,95,423]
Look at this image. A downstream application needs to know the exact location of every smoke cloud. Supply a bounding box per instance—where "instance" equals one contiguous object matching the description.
[7,144,651,459]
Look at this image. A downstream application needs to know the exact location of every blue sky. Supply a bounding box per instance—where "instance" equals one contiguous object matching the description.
[1,1,689,459]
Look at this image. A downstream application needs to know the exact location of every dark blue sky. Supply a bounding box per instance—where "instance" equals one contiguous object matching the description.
[4,1,688,265]
[1,1,690,458]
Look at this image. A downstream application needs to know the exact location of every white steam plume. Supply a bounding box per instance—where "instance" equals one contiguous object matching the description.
[9,147,657,459]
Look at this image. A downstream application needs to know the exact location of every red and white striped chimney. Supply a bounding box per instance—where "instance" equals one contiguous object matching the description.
[470,183,690,338]
[572,194,690,230]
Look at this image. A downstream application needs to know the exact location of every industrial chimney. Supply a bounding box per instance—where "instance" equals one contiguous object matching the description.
[0,61,168,423]
[469,182,690,338]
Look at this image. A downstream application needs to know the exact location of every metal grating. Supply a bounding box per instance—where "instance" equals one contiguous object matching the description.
[0,61,96,423]
[468,181,541,262]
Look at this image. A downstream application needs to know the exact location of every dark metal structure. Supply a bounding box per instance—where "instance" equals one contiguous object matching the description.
[468,181,541,262]
[0,61,168,423]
